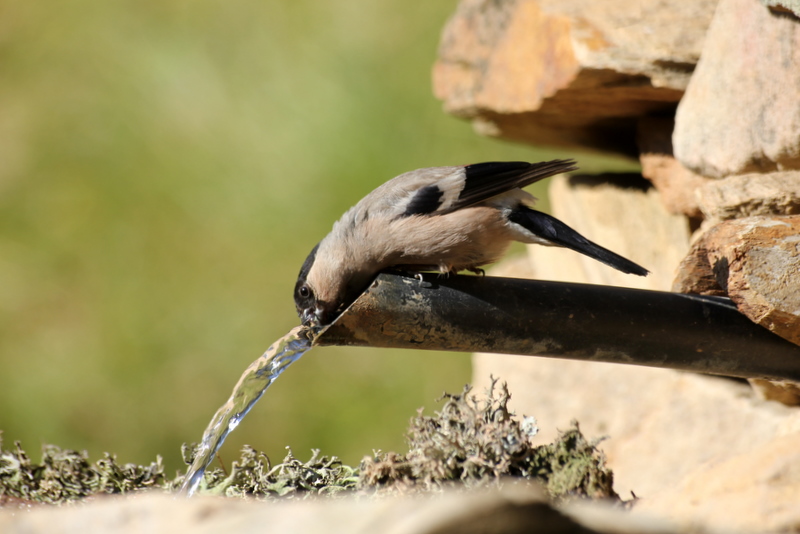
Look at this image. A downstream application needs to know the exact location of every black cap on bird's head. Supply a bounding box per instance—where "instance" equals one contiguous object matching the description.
[294,243,324,326]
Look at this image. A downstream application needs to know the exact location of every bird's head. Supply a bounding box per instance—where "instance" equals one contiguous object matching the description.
[294,242,372,326]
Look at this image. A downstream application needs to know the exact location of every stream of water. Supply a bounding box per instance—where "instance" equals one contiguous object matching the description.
[179,325,316,496]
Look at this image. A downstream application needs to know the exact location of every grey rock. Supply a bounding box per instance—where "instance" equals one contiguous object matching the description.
[674,0,800,177]
[697,171,800,222]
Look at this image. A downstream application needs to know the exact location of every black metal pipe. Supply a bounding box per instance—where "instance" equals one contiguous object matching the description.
[314,273,800,382]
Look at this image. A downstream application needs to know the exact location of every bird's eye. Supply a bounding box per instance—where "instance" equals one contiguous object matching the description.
[298,285,311,299]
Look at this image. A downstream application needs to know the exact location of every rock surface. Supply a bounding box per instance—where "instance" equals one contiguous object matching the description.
[635,433,800,532]
[673,215,800,346]
[760,0,800,15]
[0,485,679,534]
[472,352,800,530]
[433,0,716,155]
[696,171,800,223]
[673,213,800,407]
[748,378,800,406]
[637,117,712,219]
[527,173,690,291]
[673,0,800,177]
[671,235,727,296]
[474,180,800,531]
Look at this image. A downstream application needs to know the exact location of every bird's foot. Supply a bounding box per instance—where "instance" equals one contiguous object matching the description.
[387,267,426,281]
[435,265,455,279]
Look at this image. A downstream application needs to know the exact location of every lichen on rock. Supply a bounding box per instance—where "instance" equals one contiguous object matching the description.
[359,379,619,502]
[1,381,618,504]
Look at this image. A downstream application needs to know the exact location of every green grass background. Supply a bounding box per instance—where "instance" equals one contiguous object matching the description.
[0,1,630,471]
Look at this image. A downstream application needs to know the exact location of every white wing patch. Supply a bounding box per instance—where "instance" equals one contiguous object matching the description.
[435,168,467,212]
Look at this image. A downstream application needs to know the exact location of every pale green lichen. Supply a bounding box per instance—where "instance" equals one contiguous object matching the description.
[178,445,359,498]
[1,380,619,505]
[359,379,618,502]
[0,438,166,504]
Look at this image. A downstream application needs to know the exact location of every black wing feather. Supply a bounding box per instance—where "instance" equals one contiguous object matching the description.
[453,159,578,211]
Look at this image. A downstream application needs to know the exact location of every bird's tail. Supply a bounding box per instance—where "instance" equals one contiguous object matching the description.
[509,207,649,276]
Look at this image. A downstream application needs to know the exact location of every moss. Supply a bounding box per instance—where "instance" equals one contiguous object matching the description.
[178,446,359,499]
[1,381,619,504]
[0,436,166,504]
[359,379,619,502]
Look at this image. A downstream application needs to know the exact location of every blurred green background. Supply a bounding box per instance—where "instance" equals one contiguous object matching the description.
[0,1,626,471]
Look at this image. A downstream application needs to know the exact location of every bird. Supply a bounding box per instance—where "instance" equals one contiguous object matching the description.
[294,159,648,326]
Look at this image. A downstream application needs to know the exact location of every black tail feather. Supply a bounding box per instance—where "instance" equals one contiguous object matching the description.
[509,207,649,276]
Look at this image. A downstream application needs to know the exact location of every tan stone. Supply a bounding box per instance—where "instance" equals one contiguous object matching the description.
[674,215,800,406]
[473,353,800,503]
[709,217,800,345]
[749,378,800,406]
[526,174,691,291]
[433,0,716,155]
[678,215,800,346]
[673,0,800,177]
[671,236,726,296]
[0,485,680,534]
[637,117,713,219]
[635,433,800,532]
[760,0,800,16]
[475,179,800,530]
[696,171,800,223]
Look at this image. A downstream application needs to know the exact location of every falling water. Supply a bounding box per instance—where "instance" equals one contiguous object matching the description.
[179,325,316,497]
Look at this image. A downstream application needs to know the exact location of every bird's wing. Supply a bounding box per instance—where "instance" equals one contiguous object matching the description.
[342,159,577,224]
[449,159,577,212]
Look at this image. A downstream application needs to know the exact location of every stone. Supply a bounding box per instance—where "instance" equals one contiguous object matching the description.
[636,117,713,219]
[671,236,726,296]
[433,0,716,156]
[708,216,800,345]
[526,173,691,291]
[675,215,800,345]
[761,0,800,16]
[474,180,800,529]
[634,433,800,532]
[673,0,800,177]
[696,171,800,223]
[673,215,800,406]
[0,484,680,534]
[749,378,800,406]
[473,352,800,506]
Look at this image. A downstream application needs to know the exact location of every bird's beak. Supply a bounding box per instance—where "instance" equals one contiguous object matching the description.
[302,303,340,326]
[301,307,320,327]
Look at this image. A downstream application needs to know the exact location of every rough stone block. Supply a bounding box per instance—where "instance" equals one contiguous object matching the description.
[527,173,691,291]
[634,432,800,532]
[761,0,800,16]
[433,0,716,155]
[637,117,713,219]
[674,215,800,346]
[696,171,800,223]
[473,351,800,530]
[673,0,800,177]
